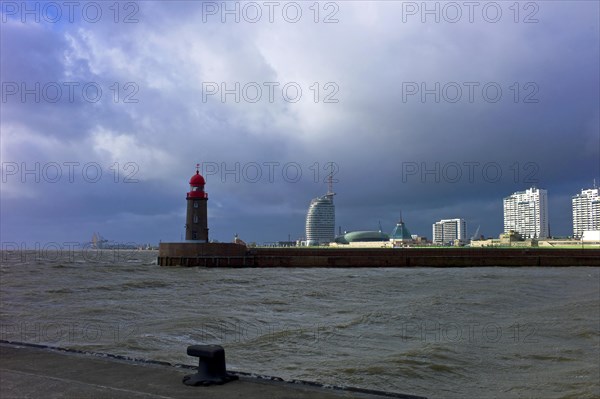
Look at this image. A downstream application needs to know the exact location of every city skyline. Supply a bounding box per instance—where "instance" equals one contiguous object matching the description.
[79,182,600,248]
[312,183,600,245]
[1,1,598,246]
[330,182,600,243]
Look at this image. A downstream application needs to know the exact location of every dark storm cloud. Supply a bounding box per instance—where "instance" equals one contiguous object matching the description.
[1,0,598,244]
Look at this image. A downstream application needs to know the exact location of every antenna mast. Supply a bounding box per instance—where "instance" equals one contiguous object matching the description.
[327,163,335,196]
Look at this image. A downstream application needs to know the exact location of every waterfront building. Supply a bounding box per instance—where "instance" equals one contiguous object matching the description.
[572,187,600,238]
[305,193,335,245]
[305,170,336,246]
[306,192,335,245]
[390,216,413,243]
[503,187,549,239]
[432,218,467,244]
[185,165,209,242]
[334,230,389,244]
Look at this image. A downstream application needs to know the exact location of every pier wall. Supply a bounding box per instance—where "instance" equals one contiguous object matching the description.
[158,244,600,267]
[249,248,599,267]
[158,243,249,267]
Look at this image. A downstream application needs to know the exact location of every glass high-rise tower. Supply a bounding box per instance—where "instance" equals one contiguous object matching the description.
[305,193,335,245]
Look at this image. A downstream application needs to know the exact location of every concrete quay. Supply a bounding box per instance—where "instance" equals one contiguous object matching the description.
[0,341,426,399]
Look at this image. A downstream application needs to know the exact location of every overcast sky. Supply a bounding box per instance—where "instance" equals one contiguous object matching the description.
[1,0,599,246]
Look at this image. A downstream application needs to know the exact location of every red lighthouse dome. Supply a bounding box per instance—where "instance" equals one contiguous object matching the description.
[189,170,206,186]
[187,165,207,199]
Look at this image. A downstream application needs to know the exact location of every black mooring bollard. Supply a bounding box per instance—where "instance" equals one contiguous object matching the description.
[182,345,239,386]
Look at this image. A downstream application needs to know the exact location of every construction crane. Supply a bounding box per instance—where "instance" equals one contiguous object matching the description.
[378,220,385,240]
[470,225,481,241]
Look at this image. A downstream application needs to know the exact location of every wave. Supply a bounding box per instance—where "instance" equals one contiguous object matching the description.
[120,280,170,290]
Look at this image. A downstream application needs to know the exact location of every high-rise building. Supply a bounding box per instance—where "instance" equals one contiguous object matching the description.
[572,187,600,238]
[305,168,336,246]
[432,218,466,244]
[503,187,549,238]
[305,193,335,245]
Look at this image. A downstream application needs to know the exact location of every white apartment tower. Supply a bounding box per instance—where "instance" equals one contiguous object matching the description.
[503,187,549,238]
[432,218,466,244]
[572,187,600,238]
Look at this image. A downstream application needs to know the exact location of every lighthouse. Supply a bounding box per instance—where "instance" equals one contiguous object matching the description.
[185,165,209,242]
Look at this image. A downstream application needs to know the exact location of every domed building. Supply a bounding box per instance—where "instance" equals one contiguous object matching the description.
[332,215,415,247]
[334,230,389,244]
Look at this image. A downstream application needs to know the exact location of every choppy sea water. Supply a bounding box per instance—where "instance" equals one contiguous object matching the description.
[1,250,598,399]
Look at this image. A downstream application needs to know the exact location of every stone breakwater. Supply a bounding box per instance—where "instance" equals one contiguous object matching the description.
[158,243,600,267]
